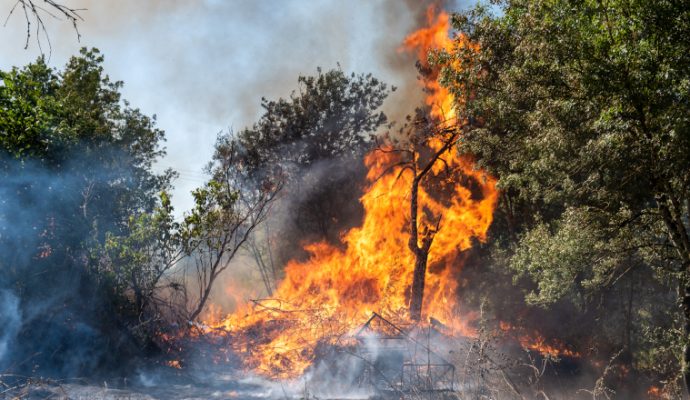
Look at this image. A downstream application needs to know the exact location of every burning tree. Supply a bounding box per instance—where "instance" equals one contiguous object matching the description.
[200,7,498,379]
[394,7,489,322]
[381,120,469,322]
[221,68,391,267]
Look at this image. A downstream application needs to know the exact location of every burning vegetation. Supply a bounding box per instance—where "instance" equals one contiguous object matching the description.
[196,5,498,381]
[2,0,690,399]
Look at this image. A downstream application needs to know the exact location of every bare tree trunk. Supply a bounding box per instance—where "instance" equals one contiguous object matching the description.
[189,276,216,322]
[188,236,232,322]
[265,222,278,291]
[408,176,435,322]
[405,130,456,322]
[408,172,424,322]
[245,221,280,297]
[249,235,274,296]
[409,252,428,322]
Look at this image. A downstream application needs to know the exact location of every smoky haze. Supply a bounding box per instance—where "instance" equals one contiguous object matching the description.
[0,0,468,216]
[0,0,479,392]
[0,153,145,377]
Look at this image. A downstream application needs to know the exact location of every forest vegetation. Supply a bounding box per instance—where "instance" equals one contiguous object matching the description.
[1,0,689,398]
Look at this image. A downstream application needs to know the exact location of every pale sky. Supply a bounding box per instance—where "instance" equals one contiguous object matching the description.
[0,0,467,215]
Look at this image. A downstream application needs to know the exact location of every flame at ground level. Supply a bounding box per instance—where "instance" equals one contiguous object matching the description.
[203,7,498,379]
[499,321,580,359]
[206,145,498,378]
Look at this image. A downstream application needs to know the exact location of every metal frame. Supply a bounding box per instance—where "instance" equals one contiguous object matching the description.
[353,312,456,395]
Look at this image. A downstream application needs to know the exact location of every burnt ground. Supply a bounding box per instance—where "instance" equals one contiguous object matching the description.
[4,381,273,400]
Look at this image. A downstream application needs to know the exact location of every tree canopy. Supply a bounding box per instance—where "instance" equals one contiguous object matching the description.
[442,0,690,393]
[0,48,173,376]
[227,68,390,180]
[213,68,391,260]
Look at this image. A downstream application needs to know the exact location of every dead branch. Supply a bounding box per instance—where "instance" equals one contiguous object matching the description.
[577,349,624,400]
[4,0,85,57]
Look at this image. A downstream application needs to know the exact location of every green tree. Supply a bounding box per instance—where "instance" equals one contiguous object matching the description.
[104,166,279,325]
[214,68,391,265]
[0,48,174,237]
[443,0,690,392]
[0,48,173,375]
[232,68,390,179]
[102,192,185,321]
[182,165,279,322]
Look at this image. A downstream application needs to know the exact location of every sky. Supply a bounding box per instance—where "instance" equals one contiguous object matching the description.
[0,0,467,215]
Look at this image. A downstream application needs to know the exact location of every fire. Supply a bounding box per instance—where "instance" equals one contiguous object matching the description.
[647,385,666,399]
[204,7,498,379]
[499,322,580,358]
[401,5,478,121]
[518,333,580,358]
[202,303,224,327]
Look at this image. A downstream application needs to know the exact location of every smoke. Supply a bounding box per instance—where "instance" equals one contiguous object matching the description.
[187,150,371,320]
[194,254,265,320]
[269,153,369,263]
[186,0,488,368]
[0,0,515,395]
[277,323,470,398]
[0,290,21,367]
[0,151,148,378]
[0,0,472,216]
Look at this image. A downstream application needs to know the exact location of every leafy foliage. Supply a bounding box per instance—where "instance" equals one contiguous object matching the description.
[442,0,690,391]
[0,48,174,236]
[231,68,390,179]
[102,192,184,318]
[181,172,277,322]
[0,48,173,376]
[213,69,391,262]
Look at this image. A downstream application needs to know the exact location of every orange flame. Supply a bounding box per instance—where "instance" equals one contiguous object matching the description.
[205,7,498,379]
[518,333,580,358]
[401,6,478,122]
[499,322,580,358]
[647,385,666,400]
